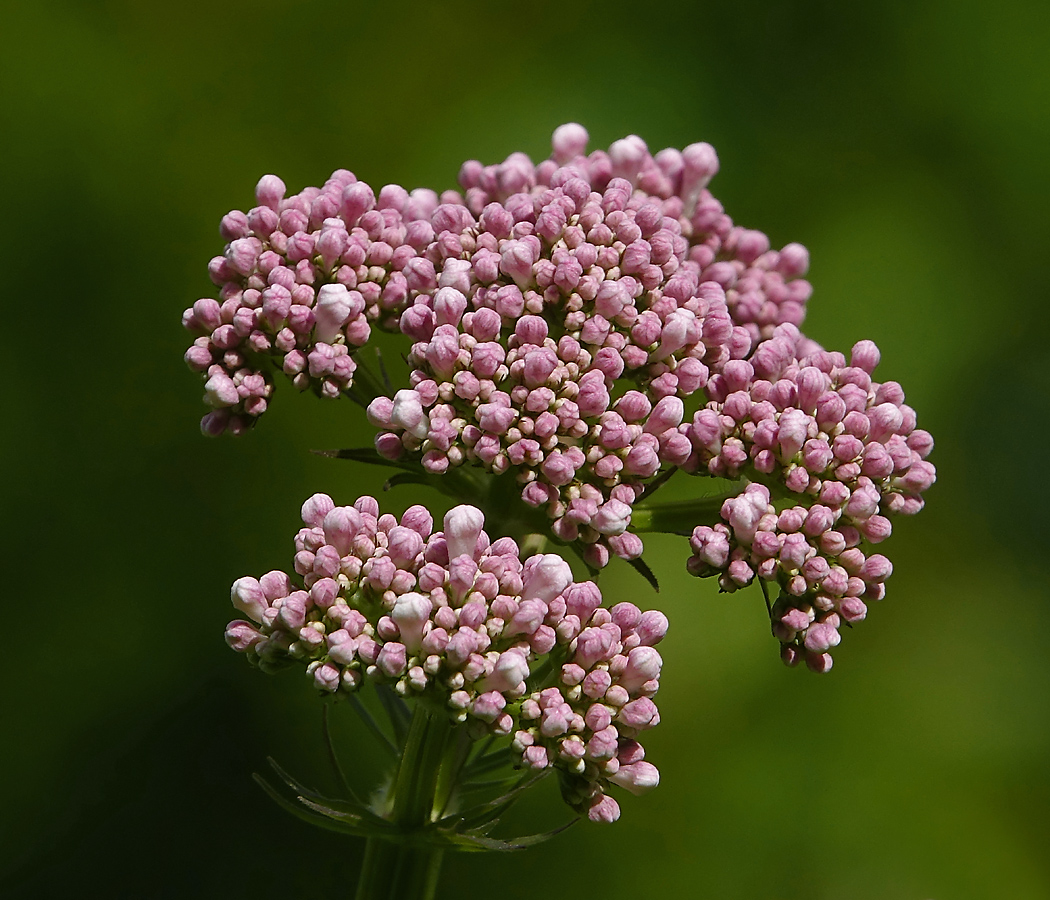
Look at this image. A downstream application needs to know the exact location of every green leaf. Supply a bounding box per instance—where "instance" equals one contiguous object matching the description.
[627,555,660,592]
[348,695,399,758]
[383,472,432,491]
[311,446,419,472]
[321,703,361,805]
[350,356,389,403]
[432,817,579,852]
[460,744,513,779]
[253,774,372,838]
[376,684,412,746]
[296,796,399,837]
[632,489,738,535]
[265,758,387,825]
[437,771,548,831]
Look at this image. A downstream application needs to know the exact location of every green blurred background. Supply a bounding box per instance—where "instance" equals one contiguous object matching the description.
[3,0,1048,896]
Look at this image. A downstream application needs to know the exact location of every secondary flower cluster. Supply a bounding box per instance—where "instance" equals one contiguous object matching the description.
[224,498,665,822]
[182,171,460,434]
[456,123,813,344]
[684,326,935,670]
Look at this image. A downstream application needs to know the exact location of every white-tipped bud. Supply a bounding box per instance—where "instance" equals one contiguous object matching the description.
[313,283,352,343]
[444,505,485,560]
[390,592,432,654]
[522,554,573,602]
[608,761,661,795]
[390,389,430,439]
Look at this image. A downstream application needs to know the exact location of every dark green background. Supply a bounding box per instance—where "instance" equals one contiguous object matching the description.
[3,1,1048,897]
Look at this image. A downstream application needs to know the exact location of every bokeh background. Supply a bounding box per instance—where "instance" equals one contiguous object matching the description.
[3,0,1048,897]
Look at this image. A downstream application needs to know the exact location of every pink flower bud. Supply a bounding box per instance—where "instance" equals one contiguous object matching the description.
[635,610,669,645]
[472,691,507,723]
[777,408,810,459]
[679,142,719,216]
[376,642,407,678]
[552,123,589,162]
[644,396,685,435]
[444,505,485,561]
[322,506,363,556]
[434,286,468,327]
[618,697,659,730]
[899,460,937,493]
[390,389,429,439]
[587,794,621,823]
[522,554,573,602]
[482,648,531,693]
[850,339,881,374]
[564,581,603,621]
[230,577,268,622]
[506,599,548,637]
[225,620,262,652]
[859,554,893,583]
[588,498,632,539]
[609,760,660,795]
[313,283,352,343]
[204,372,239,408]
[255,174,286,210]
[524,745,550,769]
[619,646,662,693]
[390,592,432,654]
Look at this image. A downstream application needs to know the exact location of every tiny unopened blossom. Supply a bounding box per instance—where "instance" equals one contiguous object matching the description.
[225,497,664,819]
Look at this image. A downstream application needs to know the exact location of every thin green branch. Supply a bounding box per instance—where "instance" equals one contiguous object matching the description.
[349,694,399,758]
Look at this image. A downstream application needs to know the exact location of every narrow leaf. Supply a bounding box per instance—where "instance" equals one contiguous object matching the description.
[321,703,359,804]
[496,817,580,848]
[265,757,384,823]
[348,695,399,758]
[438,771,548,830]
[253,774,370,838]
[383,472,432,491]
[376,685,411,746]
[461,745,513,779]
[434,817,578,852]
[627,555,660,592]
[374,347,393,394]
[310,447,418,472]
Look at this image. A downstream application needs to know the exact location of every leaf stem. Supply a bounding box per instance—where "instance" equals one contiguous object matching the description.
[355,705,452,899]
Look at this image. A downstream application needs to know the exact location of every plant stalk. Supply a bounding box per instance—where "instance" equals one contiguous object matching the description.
[354,704,452,900]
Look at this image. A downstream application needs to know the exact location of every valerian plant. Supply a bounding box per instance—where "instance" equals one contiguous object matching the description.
[183,124,935,898]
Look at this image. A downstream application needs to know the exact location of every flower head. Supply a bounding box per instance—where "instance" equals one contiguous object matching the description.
[367,123,818,566]
[684,330,935,669]
[225,496,664,819]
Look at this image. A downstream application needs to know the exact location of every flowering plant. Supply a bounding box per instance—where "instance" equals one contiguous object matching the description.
[184,124,934,897]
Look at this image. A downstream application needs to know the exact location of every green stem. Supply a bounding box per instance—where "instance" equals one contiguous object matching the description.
[355,704,453,900]
[631,492,737,534]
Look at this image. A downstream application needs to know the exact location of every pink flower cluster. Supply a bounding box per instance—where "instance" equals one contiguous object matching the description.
[192,123,936,671]
[224,498,665,820]
[182,171,455,434]
[684,328,936,670]
[456,122,812,344]
[367,127,793,565]
[513,599,666,823]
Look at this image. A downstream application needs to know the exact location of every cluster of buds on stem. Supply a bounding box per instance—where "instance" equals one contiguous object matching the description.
[182,172,467,434]
[684,328,935,669]
[192,122,937,851]
[225,499,664,820]
[368,127,782,567]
